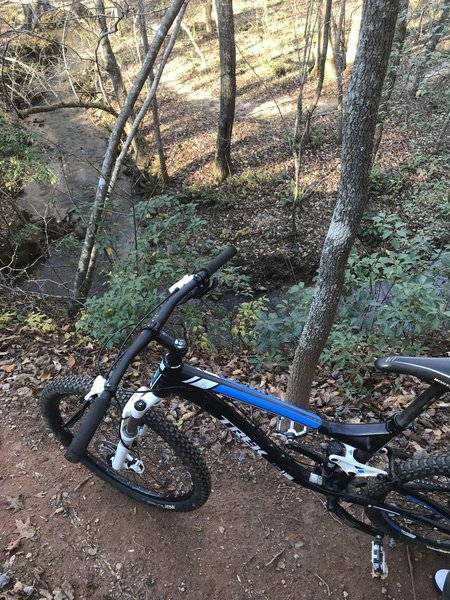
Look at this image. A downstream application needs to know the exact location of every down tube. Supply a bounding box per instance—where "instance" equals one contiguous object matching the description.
[178,386,323,489]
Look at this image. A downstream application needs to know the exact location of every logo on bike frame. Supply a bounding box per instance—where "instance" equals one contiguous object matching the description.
[219,417,268,457]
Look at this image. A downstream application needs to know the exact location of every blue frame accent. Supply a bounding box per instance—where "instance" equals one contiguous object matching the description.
[150,368,162,386]
[213,382,322,429]
[177,364,322,429]
[154,363,398,452]
[405,495,450,519]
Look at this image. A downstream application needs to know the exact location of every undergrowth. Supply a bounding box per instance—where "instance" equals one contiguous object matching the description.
[76,194,251,347]
[234,210,450,386]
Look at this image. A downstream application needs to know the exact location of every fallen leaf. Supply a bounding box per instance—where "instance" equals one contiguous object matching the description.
[4,537,21,552]
[52,582,75,600]
[276,559,286,570]
[6,496,24,513]
[381,394,414,409]
[39,369,52,382]
[15,517,35,539]
[12,582,24,594]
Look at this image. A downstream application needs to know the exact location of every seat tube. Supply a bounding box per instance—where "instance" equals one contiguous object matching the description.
[393,384,445,429]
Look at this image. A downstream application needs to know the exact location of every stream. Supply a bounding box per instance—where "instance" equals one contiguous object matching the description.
[17,31,136,298]
[19,109,136,297]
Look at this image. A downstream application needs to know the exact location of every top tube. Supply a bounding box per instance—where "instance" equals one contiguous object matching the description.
[175,364,323,429]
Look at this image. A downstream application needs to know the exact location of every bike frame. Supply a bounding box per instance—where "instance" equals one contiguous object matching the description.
[135,356,449,539]
[61,245,450,554]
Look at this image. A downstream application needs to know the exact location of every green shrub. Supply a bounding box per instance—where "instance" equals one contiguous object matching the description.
[260,59,291,79]
[239,212,450,377]
[0,114,55,195]
[76,194,250,345]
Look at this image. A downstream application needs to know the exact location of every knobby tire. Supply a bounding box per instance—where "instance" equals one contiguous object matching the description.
[364,454,450,552]
[40,375,211,512]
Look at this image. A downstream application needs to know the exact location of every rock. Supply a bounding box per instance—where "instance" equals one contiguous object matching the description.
[0,572,11,589]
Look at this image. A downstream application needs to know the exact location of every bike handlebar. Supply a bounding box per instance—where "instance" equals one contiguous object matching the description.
[65,389,112,463]
[200,245,237,277]
[64,246,237,464]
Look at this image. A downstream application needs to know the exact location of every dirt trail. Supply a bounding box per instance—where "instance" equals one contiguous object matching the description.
[0,325,446,600]
[0,417,446,600]
[162,59,336,121]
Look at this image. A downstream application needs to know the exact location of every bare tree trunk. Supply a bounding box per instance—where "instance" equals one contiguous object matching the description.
[70,0,189,313]
[314,0,332,102]
[293,0,316,144]
[111,7,188,189]
[22,1,35,30]
[95,0,148,167]
[95,0,127,106]
[286,0,401,409]
[138,0,170,184]
[21,0,51,30]
[291,0,317,229]
[181,22,208,67]
[373,0,409,161]
[215,0,236,182]
[205,0,214,33]
[410,1,450,97]
[330,0,346,145]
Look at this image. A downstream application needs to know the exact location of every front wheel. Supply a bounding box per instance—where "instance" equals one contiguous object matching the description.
[40,375,211,512]
[364,454,450,552]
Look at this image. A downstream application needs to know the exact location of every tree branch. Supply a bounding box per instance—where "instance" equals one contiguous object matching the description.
[17,101,118,118]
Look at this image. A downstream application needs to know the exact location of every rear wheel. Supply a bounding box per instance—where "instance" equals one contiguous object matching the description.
[364,454,450,552]
[41,375,211,511]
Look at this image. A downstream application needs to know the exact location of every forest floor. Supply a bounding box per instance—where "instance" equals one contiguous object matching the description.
[0,302,449,600]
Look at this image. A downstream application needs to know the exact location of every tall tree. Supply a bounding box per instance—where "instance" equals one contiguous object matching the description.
[95,0,127,107]
[330,0,346,144]
[21,0,51,30]
[286,0,401,409]
[95,0,149,168]
[372,0,409,161]
[410,1,450,97]
[205,0,214,33]
[137,0,170,183]
[314,0,332,103]
[215,0,236,181]
[291,0,317,228]
[70,0,188,313]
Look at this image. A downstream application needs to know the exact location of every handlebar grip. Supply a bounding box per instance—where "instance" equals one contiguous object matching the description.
[201,246,237,277]
[64,391,112,463]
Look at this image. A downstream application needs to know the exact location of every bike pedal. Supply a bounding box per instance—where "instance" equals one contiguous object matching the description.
[275,417,308,440]
[371,536,388,578]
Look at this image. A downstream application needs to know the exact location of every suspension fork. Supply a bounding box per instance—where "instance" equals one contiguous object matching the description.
[110,388,164,471]
[110,337,188,471]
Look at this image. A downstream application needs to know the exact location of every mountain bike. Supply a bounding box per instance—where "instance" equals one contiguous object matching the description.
[40,246,450,575]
